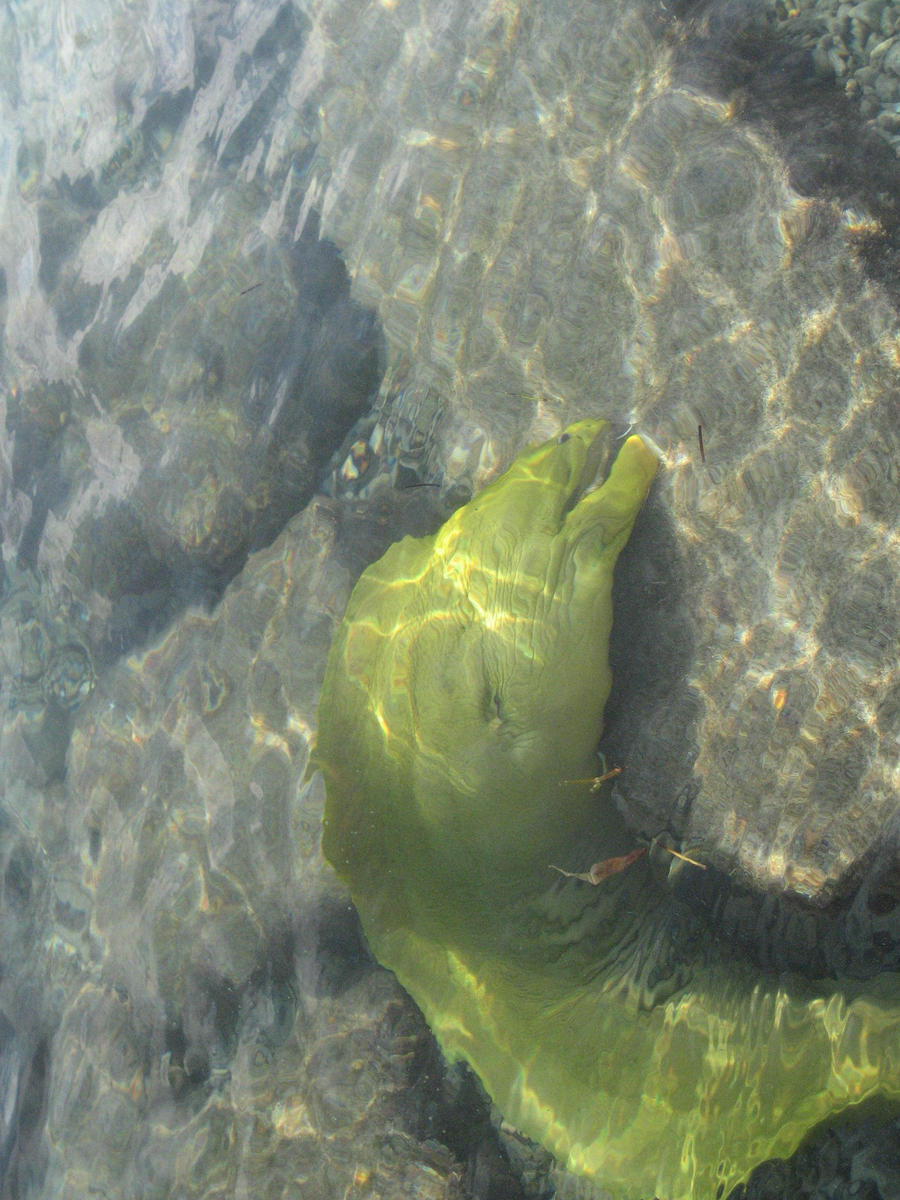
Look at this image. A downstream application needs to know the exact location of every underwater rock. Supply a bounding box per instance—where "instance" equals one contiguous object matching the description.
[44,971,471,1200]
[47,492,489,1200]
[0,554,93,786]
[289,0,900,907]
[2,172,382,796]
[317,421,900,1200]
[4,202,382,670]
[1,0,382,669]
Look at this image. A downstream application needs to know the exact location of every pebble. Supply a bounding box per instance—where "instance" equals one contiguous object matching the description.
[883,38,900,71]
[849,1,883,23]
[766,0,900,160]
[869,35,894,60]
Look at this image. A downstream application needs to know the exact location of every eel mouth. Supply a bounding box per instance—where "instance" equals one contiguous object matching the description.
[561,421,632,516]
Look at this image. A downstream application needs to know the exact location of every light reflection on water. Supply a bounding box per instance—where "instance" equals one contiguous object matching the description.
[1,0,900,1196]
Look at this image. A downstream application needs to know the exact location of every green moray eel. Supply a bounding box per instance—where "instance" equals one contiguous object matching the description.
[315,419,900,1200]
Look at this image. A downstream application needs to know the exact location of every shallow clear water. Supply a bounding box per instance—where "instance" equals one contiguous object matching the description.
[2,1,900,1197]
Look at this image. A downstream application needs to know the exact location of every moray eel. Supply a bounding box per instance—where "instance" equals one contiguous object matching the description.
[316,419,900,1200]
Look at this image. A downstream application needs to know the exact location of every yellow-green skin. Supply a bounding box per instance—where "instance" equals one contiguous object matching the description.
[316,419,900,1200]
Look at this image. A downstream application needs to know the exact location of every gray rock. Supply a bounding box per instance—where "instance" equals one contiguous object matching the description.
[297,0,900,907]
[856,63,881,83]
[882,36,900,71]
[849,1,885,26]
[868,33,895,59]
[6,201,382,670]
[41,496,485,1200]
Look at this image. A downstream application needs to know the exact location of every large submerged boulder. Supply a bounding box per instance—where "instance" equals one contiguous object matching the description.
[284,0,900,907]
[39,493,500,1199]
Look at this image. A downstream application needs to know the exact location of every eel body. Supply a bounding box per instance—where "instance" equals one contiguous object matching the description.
[316,419,900,1199]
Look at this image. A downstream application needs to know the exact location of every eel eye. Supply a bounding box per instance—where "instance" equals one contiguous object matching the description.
[557,432,571,444]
